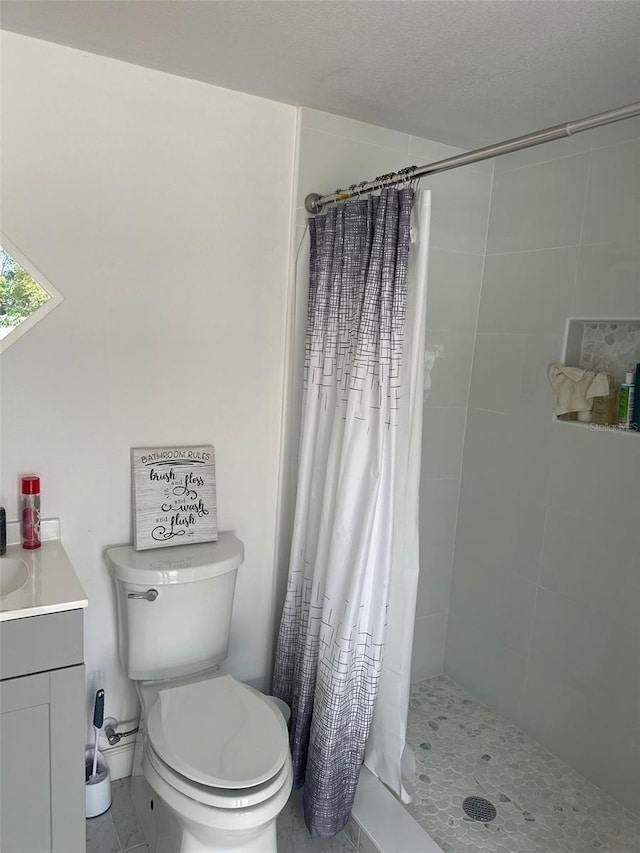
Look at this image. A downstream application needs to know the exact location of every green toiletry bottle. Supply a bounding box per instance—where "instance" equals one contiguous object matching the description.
[618,371,635,429]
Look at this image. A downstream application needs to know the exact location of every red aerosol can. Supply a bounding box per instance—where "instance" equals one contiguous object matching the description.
[21,475,41,550]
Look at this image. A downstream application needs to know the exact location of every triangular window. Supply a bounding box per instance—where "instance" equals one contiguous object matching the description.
[0,238,63,352]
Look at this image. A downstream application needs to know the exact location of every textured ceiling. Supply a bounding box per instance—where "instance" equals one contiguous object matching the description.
[1,0,639,149]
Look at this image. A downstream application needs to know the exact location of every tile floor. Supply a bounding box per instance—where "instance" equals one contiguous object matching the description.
[86,777,149,853]
[406,675,640,853]
[86,779,359,853]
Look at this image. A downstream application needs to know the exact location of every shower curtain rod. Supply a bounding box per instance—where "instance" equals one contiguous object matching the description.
[304,101,640,214]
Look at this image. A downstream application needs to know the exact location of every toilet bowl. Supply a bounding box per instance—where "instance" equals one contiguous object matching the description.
[138,672,292,852]
[143,744,292,853]
[107,536,292,853]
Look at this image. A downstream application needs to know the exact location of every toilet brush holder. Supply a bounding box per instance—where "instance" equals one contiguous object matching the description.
[85,746,111,818]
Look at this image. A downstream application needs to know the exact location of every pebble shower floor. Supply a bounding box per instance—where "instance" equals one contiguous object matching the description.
[406,676,640,853]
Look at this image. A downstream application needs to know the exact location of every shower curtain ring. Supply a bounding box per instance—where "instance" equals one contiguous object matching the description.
[407,166,418,188]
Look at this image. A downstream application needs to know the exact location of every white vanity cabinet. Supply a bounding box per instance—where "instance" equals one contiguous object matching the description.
[0,608,85,853]
[0,524,88,853]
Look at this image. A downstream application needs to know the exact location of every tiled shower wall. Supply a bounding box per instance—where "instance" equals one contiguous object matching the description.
[412,150,492,679]
[445,116,640,815]
[580,321,640,377]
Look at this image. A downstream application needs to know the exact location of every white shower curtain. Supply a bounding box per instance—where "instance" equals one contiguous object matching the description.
[364,190,431,800]
[273,188,430,837]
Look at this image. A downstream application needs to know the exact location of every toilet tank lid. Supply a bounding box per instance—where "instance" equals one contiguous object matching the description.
[106,533,244,585]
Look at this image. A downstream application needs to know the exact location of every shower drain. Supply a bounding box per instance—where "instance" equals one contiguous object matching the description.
[462,796,497,823]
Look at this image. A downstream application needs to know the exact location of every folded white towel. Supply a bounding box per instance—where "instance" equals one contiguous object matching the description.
[548,364,610,416]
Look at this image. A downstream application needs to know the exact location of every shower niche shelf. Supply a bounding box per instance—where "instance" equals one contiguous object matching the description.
[555,317,640,433]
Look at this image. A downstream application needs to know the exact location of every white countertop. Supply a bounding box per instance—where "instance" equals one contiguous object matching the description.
[0,519,88,621]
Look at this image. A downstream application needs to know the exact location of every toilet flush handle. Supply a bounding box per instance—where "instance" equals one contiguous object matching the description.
[127,589,158,602]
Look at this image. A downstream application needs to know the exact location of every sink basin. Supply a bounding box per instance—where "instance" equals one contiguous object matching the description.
[0,557,29,599]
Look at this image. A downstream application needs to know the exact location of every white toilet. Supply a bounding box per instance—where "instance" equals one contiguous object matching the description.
[107,534,293,853]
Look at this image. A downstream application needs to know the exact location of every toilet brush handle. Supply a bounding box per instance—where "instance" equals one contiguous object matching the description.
[93,689,105,731]
[91,689,104,779]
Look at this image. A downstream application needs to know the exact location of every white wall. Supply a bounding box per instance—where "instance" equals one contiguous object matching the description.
[0,33,297,742]
[446,116,640,814]
[411,138,492,680]
[281,108,492,682]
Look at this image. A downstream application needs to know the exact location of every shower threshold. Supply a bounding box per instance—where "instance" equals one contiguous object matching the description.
[406,676,640,853]
[350,765,443,852]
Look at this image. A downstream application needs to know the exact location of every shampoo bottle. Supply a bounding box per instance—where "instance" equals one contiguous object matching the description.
[618,372,635,430]
[632,363,640,431]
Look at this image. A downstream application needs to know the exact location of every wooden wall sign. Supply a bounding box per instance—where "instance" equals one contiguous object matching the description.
[131,445,217,551]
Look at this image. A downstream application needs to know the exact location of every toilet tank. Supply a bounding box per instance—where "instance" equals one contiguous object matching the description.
[107,534,244,681]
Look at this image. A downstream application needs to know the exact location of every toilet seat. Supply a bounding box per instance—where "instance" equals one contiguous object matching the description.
[144,739,292,810]
[146,674,289,791]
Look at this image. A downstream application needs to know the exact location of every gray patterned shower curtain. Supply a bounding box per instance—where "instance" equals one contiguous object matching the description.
[273,187,427,838]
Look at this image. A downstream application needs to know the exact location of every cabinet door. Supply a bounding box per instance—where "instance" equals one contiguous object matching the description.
[0,665,85,853]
